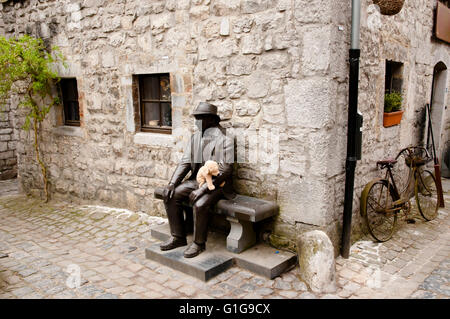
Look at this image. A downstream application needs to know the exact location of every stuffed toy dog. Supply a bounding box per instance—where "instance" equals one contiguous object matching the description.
[196,160,225,190]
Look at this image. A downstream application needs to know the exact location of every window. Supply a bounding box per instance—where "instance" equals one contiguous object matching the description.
[59,78,80,126]
[135,74,172,134]
[385,60,403,94]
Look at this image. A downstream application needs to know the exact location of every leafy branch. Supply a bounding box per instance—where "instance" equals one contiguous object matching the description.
[0,35,66,202]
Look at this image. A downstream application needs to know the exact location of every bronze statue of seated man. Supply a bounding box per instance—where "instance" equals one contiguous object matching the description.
[161,102,235,258]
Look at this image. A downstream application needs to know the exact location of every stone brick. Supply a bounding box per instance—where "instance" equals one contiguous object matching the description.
[0,128,12,135]
[284,78,333,129]
[0,142,7,152]
[0,151,14,160]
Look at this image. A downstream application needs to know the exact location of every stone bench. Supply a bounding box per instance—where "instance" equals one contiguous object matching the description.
[154,187,278,253]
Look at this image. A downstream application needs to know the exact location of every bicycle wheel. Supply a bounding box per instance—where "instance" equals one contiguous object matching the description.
[415,170,439,221]
[393,150,413,196]
[361,179,397,242]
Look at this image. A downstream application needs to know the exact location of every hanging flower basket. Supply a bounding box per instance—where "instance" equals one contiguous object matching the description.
[373,0,405,16]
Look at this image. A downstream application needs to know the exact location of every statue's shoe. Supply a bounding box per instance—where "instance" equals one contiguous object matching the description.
[183,242,206,258]
[160,237,187,251]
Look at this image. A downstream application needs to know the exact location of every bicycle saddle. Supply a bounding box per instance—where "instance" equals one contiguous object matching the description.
[377,159,397,167]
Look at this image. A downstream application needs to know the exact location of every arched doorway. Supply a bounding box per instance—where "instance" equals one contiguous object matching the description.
[427,62,448,162]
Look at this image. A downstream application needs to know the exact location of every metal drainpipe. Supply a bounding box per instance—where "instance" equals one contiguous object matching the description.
[341,0,361,259]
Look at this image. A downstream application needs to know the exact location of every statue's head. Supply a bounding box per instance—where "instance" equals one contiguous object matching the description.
[192,102,221,132]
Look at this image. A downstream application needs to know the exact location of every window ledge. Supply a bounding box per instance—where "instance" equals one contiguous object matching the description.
[53,125,83,138]
[134,132,174,147]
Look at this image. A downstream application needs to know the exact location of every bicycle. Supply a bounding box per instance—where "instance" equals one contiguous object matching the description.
[360,146,439,242]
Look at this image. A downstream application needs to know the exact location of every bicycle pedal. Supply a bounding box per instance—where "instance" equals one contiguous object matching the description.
[406,218,416,224]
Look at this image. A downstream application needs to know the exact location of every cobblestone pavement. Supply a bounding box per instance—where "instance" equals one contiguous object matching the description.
[335,178,450,299]
[0,178,449,299]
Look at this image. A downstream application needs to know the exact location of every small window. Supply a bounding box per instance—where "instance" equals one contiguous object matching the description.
[59,78,80,126]
[136,74,172,134]
[385,60,403,94]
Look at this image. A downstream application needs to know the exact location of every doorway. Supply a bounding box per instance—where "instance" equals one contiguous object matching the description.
[427,62,448,162]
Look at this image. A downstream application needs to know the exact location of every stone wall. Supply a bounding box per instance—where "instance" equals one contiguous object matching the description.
[0,0,448,254]
[0,99,17,181]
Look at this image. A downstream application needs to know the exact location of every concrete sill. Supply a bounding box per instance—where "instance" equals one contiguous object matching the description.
[134,132,174,147]
[53,126,83,138]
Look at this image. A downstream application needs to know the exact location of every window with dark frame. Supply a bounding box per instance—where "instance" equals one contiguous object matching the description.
[138,74,172,134]
[59,78,80,127]
[385,60,403,94]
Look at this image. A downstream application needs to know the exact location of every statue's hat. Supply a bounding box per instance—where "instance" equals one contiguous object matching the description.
[191,102,220,121]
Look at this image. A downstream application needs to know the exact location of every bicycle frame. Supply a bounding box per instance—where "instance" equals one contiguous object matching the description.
[380,146,431,214]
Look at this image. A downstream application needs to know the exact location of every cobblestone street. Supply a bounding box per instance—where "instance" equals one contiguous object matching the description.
[0,178,449,299]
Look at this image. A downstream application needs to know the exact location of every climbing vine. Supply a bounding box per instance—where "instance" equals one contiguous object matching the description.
[0,35,65,202]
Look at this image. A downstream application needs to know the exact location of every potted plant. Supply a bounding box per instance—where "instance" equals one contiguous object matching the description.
[383,92,403,127]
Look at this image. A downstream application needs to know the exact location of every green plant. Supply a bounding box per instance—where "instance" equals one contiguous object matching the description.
[384,92,402,113]
[0,35,65,202]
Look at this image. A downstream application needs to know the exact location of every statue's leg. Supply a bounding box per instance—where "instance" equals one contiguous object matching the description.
[192,189,223,245]
[184,206,193,234]
[165,180,197,239]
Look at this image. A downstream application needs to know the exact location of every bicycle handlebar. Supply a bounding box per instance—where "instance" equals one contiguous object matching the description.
[395,146,431,160]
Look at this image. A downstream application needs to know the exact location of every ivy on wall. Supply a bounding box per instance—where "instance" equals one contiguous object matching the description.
[0,35,65,201]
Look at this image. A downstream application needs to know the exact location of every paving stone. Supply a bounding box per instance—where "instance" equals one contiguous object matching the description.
[126,263,143,272]
[255,288,273,296]
[337,289,353,298]
[239,283,257,292]
[106,286,127,295]
[274,278,292,290]
[121,292,141,299]
[321,293,342,299]
[53,290,78,299]
[249,277,266,286]
[78,285,105,298]
[4,275,22,285]
[410,289,438,299]
[178,285,197,296]
[279,290,298,298]
[22,292,45,299]
[298,292,317,299]
[18,268,38,277]
[46,286,67,295]
[11,286,34,297]
[292,281,308,292]
[143,291,164,298]
[120,270,136,279]
[164,280,183,290]
[161,289,179,298]
[208,289,226,298]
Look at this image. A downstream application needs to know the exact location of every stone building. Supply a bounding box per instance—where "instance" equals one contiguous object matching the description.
[0,0,448,254]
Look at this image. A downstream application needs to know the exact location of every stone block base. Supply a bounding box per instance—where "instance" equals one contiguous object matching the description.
[148,224,297,281]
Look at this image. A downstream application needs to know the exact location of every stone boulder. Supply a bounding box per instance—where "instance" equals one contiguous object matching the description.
[296,230,337,293]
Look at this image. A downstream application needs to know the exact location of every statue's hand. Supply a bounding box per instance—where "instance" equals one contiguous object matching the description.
[163,183,175,203]
[189,188,206,206]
